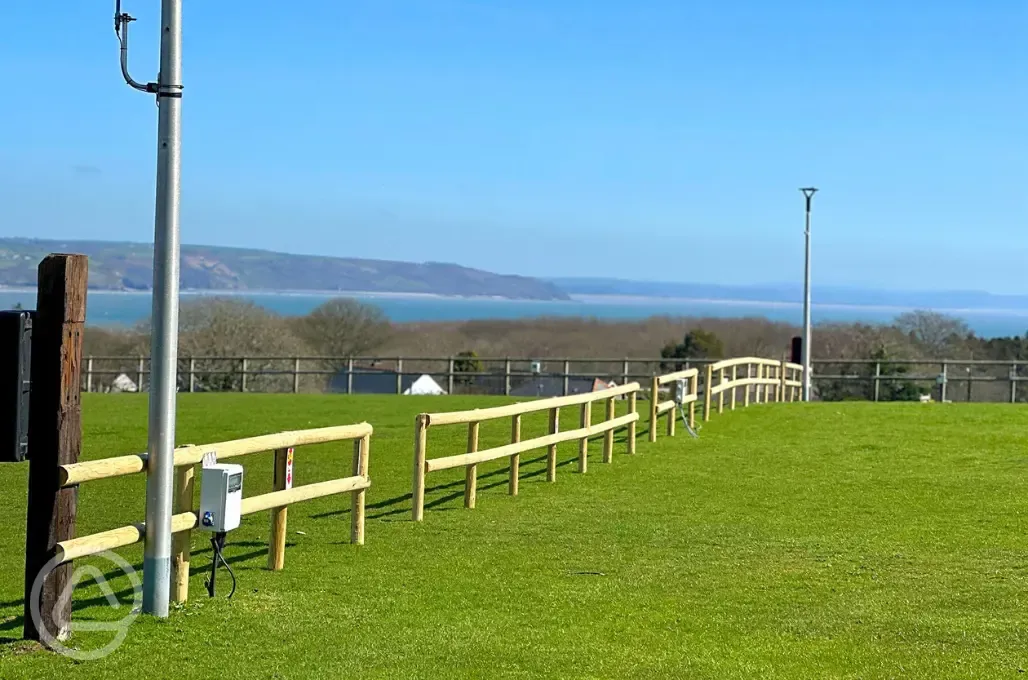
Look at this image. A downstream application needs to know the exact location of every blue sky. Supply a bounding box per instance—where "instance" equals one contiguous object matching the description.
[0,0,1025,292]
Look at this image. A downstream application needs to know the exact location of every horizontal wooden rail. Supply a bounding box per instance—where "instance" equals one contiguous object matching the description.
[56,512,199,565]
[657,367,699,385]
[412,382,642,520]
[55,474,372,566]
[240,475,370,514]
[59,423,373,487]
[423,382,639,427]
[702,357,802,421]
[425,412,639,473]
[649,368,700,442]
[54,423,372,608]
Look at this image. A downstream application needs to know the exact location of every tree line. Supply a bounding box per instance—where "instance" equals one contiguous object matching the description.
[80,297,1028,401]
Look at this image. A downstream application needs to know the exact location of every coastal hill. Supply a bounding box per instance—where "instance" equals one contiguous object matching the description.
[0,238,570,301]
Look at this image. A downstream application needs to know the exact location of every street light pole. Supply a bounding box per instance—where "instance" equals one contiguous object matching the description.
[800,187,818,402]
[115,0,183,618]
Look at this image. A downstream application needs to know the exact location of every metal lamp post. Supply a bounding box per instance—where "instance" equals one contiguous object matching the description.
[799,187,818,402]
[115,0,183,618]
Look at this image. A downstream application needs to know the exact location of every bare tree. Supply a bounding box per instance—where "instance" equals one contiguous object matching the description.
[294,298,392,364]
[894,310,971,358]
[137,297,313,392]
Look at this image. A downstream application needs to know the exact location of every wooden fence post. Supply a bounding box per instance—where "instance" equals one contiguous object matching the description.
[603,397,615,463]
[504,359,511,396]
[351,434,369,545]
[171,465,195,600]
[547,407,560,482]
[649,376,659,442]
[622,359,629,385]
[730,366,738,410]
[293,358,301,393]
[627,389,637,454]
[447,358,455,395]
[873,362,881,402]
[703,364,713,422]
[718,368,726,414]
[665,383,675,437]
[241,357,248,392]
[24,254,87,645]
[744,364,751,406]
[269,448,291,570]
[1011,363,1019,404]
[779,360,787,402]
[85,357,93,393]
[689,374,697,429]
[464,422,480,509]
[578,403,591,473]
[509,415,521,495]
[412,415,428,521]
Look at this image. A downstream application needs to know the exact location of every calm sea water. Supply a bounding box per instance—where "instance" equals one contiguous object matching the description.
[1,289,1026,338]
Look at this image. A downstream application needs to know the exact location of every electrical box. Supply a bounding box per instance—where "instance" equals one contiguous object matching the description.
[199,464,244,533]
[0,310,33,463]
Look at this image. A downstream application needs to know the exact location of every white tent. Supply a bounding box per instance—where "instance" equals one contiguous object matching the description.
[110,373,139,393]
[403,374,447,396]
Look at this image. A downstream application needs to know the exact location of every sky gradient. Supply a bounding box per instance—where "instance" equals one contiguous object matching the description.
[0,1,1025,291]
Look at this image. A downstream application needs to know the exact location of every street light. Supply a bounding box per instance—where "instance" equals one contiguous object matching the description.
[115,0,183,618]
[799,187,818,402]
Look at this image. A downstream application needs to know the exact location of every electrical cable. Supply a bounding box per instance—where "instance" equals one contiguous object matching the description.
[204,534,238,599]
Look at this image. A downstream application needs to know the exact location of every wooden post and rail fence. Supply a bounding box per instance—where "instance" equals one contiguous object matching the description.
[411,382,643,521]
[410,356,802,521]
[25,422,372,639]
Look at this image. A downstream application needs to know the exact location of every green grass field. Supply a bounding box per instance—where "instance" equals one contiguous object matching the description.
[1,396,1027,678]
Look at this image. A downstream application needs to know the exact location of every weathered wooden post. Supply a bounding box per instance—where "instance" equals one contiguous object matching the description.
[23,254,87,645]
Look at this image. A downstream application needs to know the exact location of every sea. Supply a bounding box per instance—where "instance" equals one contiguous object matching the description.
[1,289,1027,338]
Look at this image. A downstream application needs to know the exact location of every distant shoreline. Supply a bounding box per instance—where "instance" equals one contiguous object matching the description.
[0,287,566,303]
[3,286,1028,319]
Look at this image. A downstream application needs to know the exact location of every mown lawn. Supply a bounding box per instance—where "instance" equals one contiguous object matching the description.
[1,396,1027,679]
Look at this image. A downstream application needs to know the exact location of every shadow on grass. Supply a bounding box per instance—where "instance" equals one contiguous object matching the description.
[347,426,654,522]
[0,541,273,637]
